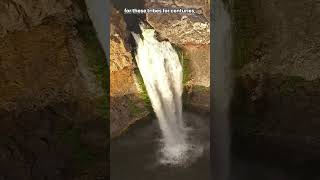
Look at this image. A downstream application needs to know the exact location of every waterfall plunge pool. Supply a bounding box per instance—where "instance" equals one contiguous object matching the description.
[110,112,210,180]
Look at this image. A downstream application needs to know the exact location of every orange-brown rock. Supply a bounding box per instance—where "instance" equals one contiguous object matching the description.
[109,7,150,138]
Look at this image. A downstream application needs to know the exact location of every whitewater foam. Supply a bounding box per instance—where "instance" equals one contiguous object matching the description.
[132,24,202,166]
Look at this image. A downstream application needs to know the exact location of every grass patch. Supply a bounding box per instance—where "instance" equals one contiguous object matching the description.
[134,68,153,111]
[173,45,191,85]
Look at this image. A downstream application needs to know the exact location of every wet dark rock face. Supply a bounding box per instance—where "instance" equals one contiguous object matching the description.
[233,75,320,158]
[232,0,320,166]
[0,0,107,179]
[111,0,146,33]
[0,103,107,180]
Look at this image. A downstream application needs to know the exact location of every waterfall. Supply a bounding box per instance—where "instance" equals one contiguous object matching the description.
[132,24,197,165]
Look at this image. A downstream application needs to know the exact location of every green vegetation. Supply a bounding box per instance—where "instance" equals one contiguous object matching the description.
[127,96,144,116]
[77,22,108,90]
[174,45,194,109]
[77,22,109,122]
[193,85,209,93]
[173,45,191,85]
[134,68,152,111]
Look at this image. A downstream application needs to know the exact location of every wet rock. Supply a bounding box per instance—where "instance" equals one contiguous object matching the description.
[233,0,320,159]
[0,0,107,178]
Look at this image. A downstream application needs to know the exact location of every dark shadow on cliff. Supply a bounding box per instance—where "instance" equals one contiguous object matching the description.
[111,0,146,33]
[0,102,107,180]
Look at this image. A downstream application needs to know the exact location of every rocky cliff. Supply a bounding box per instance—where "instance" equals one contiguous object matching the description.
[0,0,107,179]
[110,7,150,138]
[232,0,320,162]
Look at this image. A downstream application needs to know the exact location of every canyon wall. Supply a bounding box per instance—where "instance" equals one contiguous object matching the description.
[110,7,150,138]
[232,0,320,161]
[0,0,107,179]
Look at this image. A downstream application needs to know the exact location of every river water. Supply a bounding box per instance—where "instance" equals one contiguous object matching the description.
[110,113,320,180]
[110,112,210,180]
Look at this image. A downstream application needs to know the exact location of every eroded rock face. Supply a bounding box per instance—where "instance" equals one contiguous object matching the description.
[0,0,103,113]
[0,22,84,112]
[0,102,107,180]
[233,0,320,160]
[238,0,320,80]
[145,0,210,45]
[110,7,149,138]
[110,8,133,73]
[184,45,210,87]
[183,45,210,113]
[234,74,320,161]
[0,0,79,37]
[0,0,107,179]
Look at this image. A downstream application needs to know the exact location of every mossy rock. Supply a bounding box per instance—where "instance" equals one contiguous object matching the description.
[76,22,109,122]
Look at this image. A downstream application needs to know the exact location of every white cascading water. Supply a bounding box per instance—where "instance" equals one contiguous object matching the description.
[132,24,201,165]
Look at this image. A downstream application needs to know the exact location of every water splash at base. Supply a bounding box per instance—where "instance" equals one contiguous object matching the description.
[132,24,203,166]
